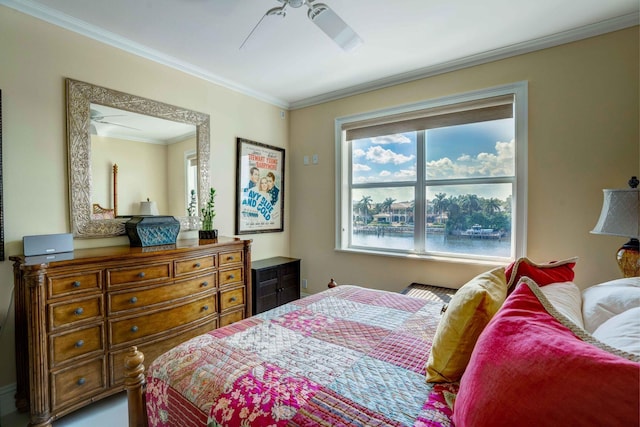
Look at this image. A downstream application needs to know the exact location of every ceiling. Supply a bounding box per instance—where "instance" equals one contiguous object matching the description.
[3,0,638,109]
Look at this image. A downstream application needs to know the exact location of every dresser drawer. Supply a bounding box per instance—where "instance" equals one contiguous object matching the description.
[51,358,106,411]
[109,294,217,347]
[106,262,171,287]
[174,255,216,277]
[50,324,104,367]
[219,308,244,327]
[108,274,216,314]
[109,318,217,386]
[219,267,243,287]
[220,285,245,311]
[219,250,243,266]
[48,271,102,299]
[49,295,103,331]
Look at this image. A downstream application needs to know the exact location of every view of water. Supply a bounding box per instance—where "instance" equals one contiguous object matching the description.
[352,232,511,257]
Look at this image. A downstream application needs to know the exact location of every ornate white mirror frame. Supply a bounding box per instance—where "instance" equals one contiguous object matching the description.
[66,78,210,238]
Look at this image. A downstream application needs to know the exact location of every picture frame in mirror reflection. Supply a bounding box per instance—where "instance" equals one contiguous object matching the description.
[235,138,285,234]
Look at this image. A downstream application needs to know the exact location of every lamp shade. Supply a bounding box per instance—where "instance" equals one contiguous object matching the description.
[139,200,159,216]
[591,189,640,238]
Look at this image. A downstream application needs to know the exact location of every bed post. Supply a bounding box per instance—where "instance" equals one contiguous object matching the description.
[124,346,147,427]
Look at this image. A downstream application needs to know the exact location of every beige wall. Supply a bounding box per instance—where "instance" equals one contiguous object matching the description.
[92,136,170,215]
[0,3,637,396]
[290,27,639,295]
[0,6,289,388]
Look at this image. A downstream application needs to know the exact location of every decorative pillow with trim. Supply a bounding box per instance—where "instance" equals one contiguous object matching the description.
[454,278,640,427]
[540,281,584,328]
[505,256,578,291]
[425,267,507,383]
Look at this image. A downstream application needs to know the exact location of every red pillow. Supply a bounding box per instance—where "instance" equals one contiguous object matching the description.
[453,279,640,427]
[505,256,577,290]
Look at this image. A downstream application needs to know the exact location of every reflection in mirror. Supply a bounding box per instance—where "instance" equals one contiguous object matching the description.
[66,79,210,238]
[90,104,197,218]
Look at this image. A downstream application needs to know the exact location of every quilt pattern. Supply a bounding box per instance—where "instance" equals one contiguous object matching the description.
[146,285,457,427]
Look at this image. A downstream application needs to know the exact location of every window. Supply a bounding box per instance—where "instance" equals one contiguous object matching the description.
[185,151,198,209]
[335,82,527,262]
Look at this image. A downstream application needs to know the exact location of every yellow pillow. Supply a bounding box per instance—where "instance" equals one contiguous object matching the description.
[425,267,507,383]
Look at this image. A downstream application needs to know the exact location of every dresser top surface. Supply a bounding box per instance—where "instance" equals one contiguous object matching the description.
[11,237,251,268]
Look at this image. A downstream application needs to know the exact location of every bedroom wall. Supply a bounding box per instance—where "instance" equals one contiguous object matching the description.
[289,27,639,295]
[0,6,289,391]
[91,136,169,215]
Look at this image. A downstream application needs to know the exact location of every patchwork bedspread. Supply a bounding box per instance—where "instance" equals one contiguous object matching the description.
[146,285,458,427]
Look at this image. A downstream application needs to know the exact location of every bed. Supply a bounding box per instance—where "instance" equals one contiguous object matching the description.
[124,257,640,427]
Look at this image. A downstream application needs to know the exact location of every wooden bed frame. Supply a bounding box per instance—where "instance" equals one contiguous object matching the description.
[124,346,148,427]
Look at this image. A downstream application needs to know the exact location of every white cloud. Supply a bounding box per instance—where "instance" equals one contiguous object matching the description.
[353,163,371,172]
[353,148,366,158]
[366,146,414,165]
[370,134,411,145]
[427,139,514,179]
[380,170,391,177]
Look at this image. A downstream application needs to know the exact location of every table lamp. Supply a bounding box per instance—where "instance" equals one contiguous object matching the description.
[591,176,640,277]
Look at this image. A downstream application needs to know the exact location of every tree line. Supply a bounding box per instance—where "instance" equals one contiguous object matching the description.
[354,192,512,234]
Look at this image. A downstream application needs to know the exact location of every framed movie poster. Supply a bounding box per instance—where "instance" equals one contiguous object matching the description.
[235,138,285,234]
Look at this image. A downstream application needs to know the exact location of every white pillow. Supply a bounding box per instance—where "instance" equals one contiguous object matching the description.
[592,307,640,356]
[582,278,640,333]
[540,281,584,328]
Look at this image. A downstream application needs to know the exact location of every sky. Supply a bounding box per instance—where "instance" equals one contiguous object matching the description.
[352,118,515,203]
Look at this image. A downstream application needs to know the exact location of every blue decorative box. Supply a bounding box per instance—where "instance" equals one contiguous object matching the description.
[125,216,180,247]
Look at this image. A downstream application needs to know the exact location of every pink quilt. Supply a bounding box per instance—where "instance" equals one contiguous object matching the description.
[145,285,458,426]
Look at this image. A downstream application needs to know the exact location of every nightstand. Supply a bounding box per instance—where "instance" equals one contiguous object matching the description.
[251,257,301,315]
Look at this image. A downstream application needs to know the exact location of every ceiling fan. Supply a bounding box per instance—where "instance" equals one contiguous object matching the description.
[90,108,140,135]
[240,0,363,52]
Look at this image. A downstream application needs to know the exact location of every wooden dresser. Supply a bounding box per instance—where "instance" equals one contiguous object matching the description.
[11,237,251,427]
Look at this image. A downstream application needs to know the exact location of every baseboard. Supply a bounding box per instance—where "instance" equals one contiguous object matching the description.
[0,383,16,417]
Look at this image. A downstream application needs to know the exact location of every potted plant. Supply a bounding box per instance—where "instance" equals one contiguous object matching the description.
[199,187,218,239]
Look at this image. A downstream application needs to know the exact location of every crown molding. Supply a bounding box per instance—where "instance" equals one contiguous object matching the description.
[289,12,639,109]
[0,0,290,109]
[2,0,637,110]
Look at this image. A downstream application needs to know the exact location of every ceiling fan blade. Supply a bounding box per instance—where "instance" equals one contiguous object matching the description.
[94,120,141,131]
[240,5,287,50]
[307,3,362,52]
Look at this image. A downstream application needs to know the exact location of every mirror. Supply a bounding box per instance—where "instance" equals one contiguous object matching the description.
[66,78,210,238]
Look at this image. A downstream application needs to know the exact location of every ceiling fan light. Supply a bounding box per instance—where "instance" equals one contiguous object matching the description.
[308,5,363,52]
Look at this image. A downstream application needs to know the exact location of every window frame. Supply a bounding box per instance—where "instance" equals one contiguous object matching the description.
[334,82,528,264]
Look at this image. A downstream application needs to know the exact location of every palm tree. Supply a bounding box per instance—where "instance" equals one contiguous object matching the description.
[357,195,373,224]
[483,197,502,216]
[433,192,447,224]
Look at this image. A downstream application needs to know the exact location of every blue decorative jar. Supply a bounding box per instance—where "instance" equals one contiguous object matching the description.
[125,216,180,247]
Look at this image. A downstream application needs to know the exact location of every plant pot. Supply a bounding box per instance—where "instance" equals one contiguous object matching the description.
[198,229,218,240]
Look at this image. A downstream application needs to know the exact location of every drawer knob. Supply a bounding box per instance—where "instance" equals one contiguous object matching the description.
[203,305,209,311]
[129,297,138,304]
[75,340,84,348]
[74,307,84,316]
[194,262,201,268]
[77,378,86,386]
[201,281,208,287]
[137,272,146,278]
[228,274,235,280]
[131,326,139,333]
[72,281,81,288]
[229,296,237,302]
[227,256,233,261]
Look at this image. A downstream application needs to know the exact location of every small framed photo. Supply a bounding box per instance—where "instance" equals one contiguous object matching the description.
[235,138,285,234]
